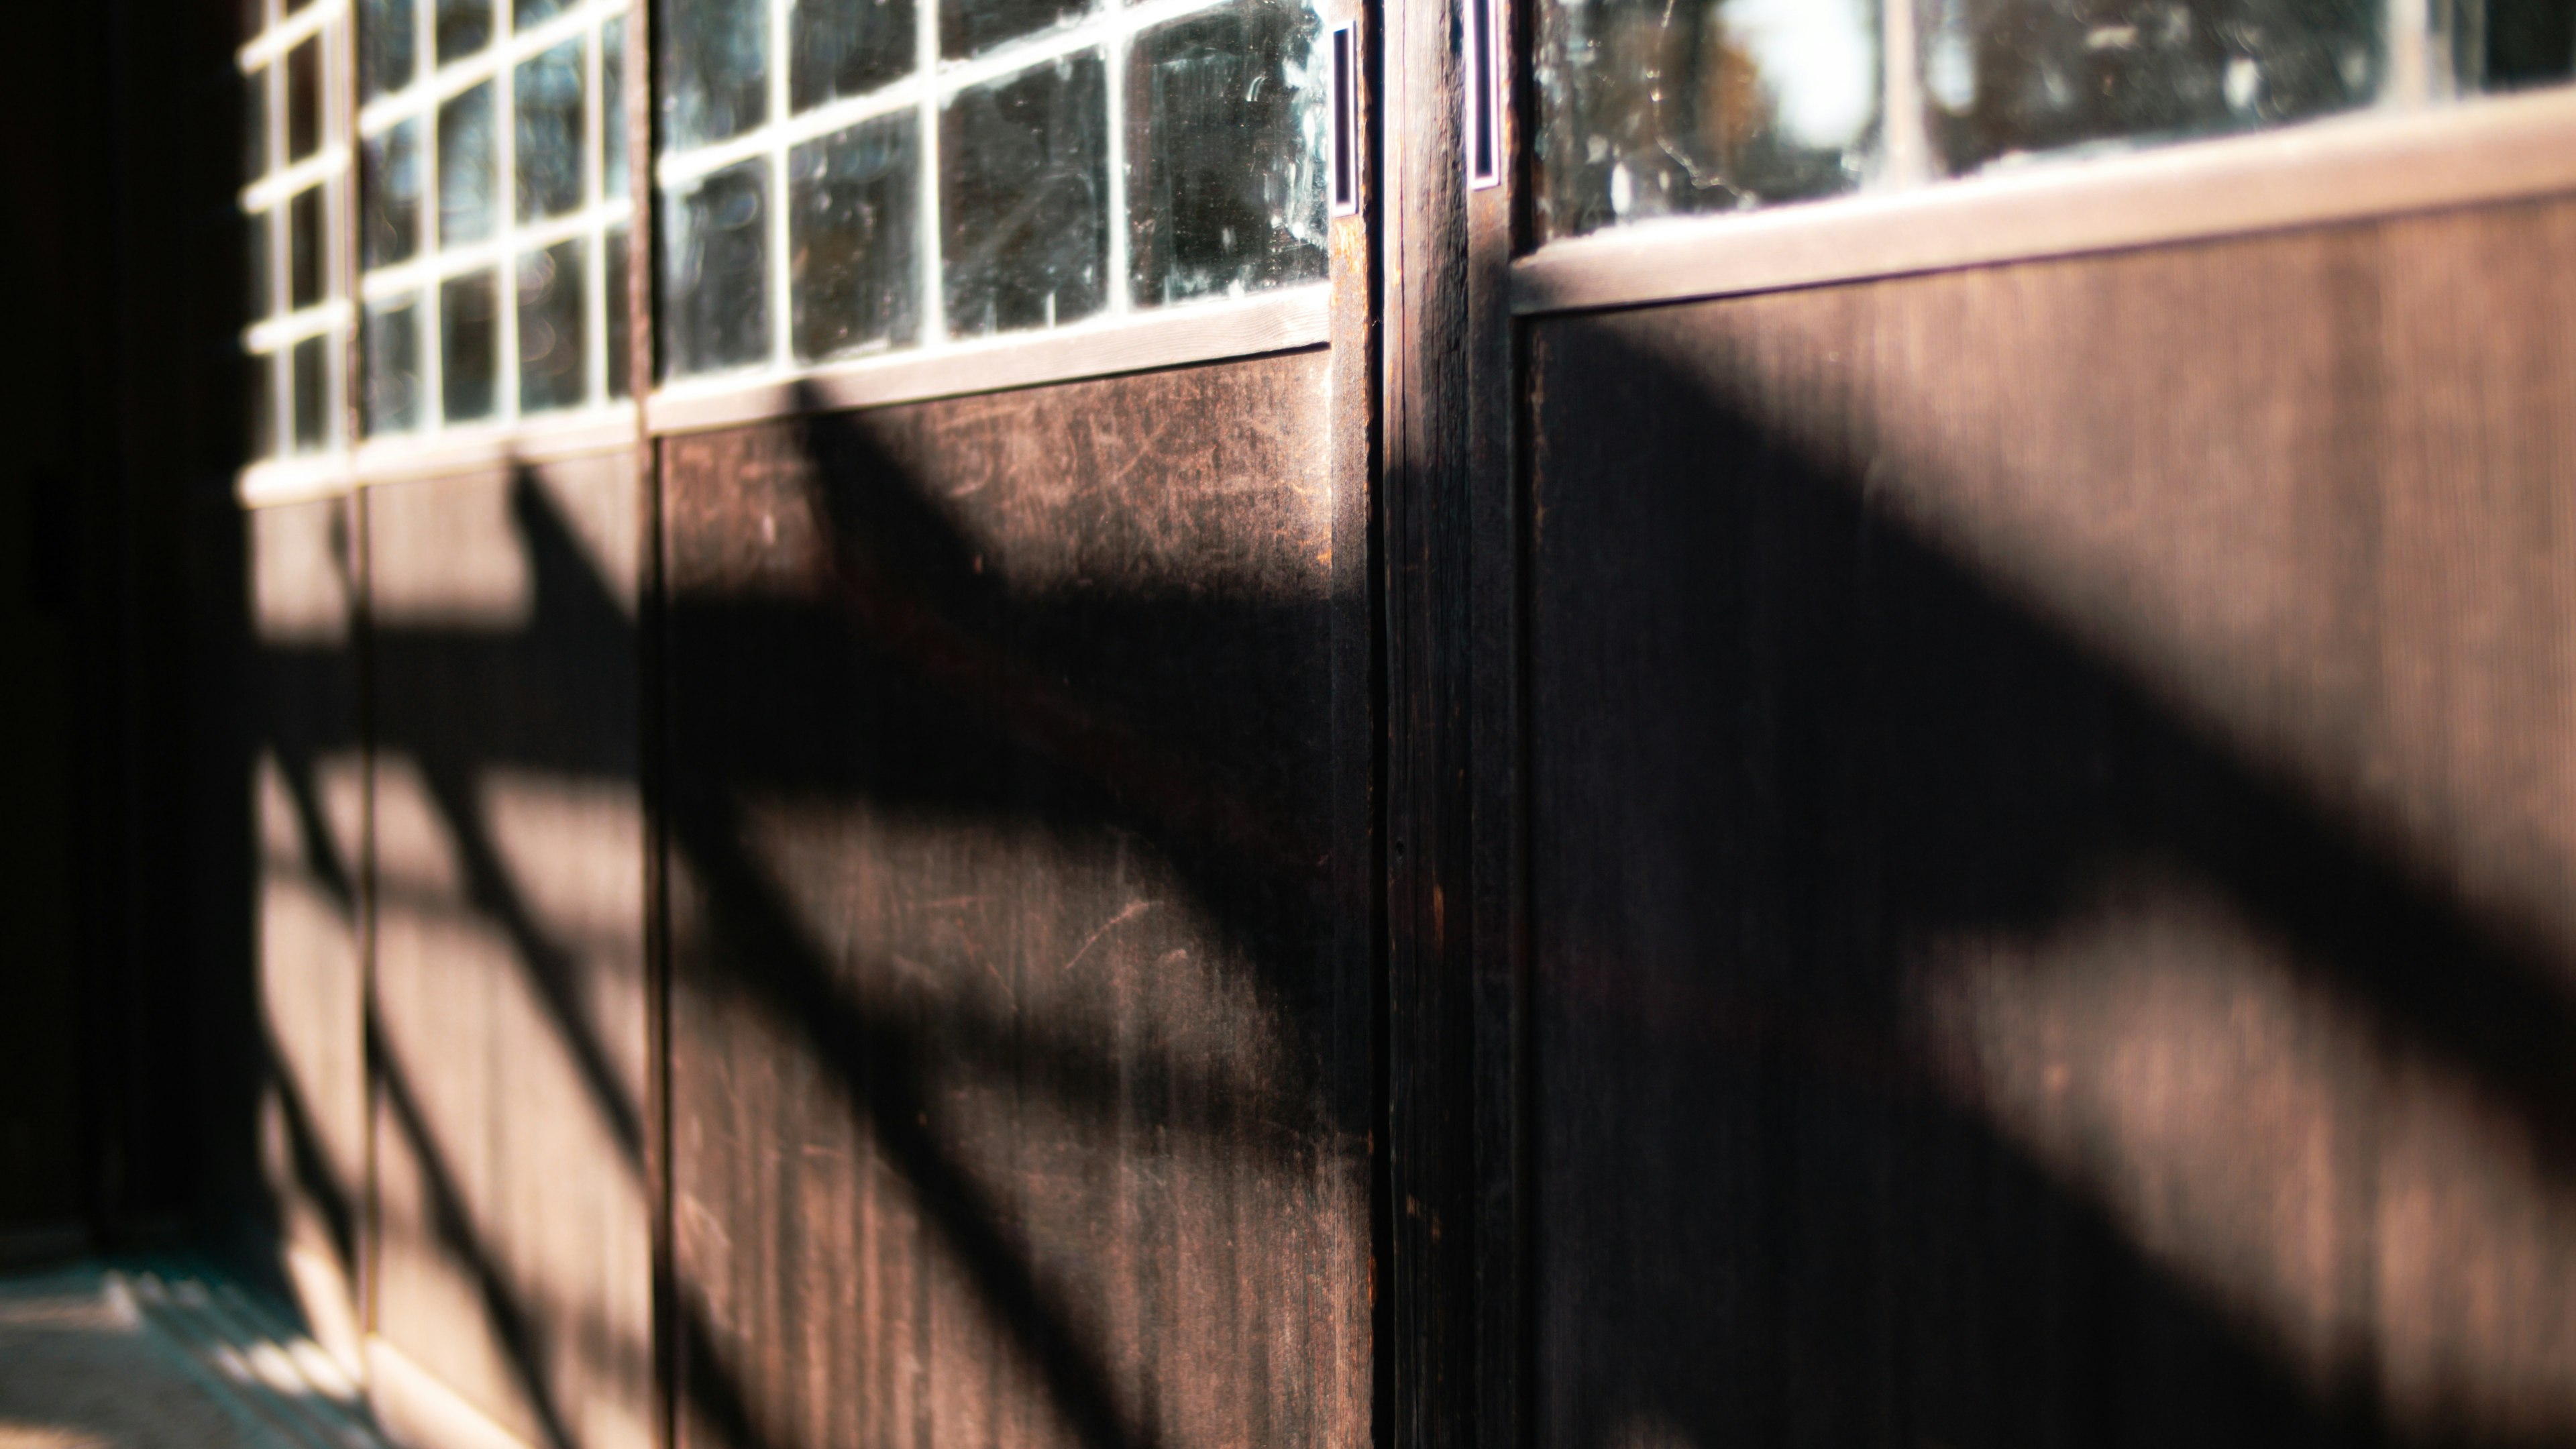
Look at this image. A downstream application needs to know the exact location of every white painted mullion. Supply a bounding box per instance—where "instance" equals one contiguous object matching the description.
[769,0,796,367]
[921,0,948,344]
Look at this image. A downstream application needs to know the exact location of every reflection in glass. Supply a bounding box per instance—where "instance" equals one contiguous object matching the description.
[362,0,417,101]
[518,0,574,25]
[365,296,423,435]
[364,118,424,269]
[661,160,771,375]
[944,0,1091,59]
[290,186,329,309]
[441,81,498,244]
[790,114,919,362]
[941,54,1108,337]
[291,335,330,452]
[518,240,589,413]
[517,40,587,221]
[439,0,494,62]
[2457,0,2576,89]
[1920,0,2379,174]
[606,225,633,397]
[288,38,323,161]
[663,0,769,148]
[1126,0,1329,307]
[247,209,274,321]
[442,269,501,421]
[244,67,269,180]
[246,351,278,460]
[1536,0,1878,237]
[605,18,631,199]
[792,0,916,111]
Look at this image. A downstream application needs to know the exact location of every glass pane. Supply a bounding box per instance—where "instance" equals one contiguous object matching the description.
[246,350,278,460]
[940,54,1108,337]
[790,113,919,362]
[2459,0,2576,89]
[441,269,501,422]
[244,67,269,180]
[291,334,331,452]
[287,38,323,162]
[661,160,771,376]
[441,80,498,245]
[1126,0,1328,309]
[518,239,589,414]
[290,186,329,309]
[943,0,1089,59]
[365,295,423,434]
[1536,0,1878,238]
[288,0,315,12]
[439,0,494,62]
[663,0,769,148]
[606,225,633,397]
[362,0,418,101]
[247,209,274,321]
[604,17,632,199]
[518,0,574,25]
[792,0,916,111]
[1920,0,2380,174]
[364,118,424,269]
[243,0,267,42]
[517,39,587,221]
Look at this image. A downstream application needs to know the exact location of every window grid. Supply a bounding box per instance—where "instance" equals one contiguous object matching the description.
[652,0,1293,391]
[241,0,355,462]
[357,0,635,440]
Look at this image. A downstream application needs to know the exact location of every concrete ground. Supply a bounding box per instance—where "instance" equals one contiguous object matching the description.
[0,1265,386,1449]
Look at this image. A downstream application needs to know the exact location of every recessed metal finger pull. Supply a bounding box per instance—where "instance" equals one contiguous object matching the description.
[1332,21,1362,215]
[1462,0,1501,188]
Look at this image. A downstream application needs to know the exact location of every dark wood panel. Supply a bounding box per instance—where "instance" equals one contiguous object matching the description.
[661,350,1371,1449]
[1527,196,2576,1448]
[364,458,653,1449]
[247,496,370,1371]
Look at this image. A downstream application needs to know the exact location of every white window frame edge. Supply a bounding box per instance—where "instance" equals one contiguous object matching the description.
[1513,85,2576,318]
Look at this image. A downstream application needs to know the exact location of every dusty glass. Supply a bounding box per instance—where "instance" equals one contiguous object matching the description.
[288,38,324,162]
[245,68,270,180]
[605,17,632,199]
[518,240,588,413]
[439,0,494,62]
[517,39,587,221]
[2455,0,2576,89]
[246,352,278,460]
[1921,0,2380,172]
[941,54,1109,336]
[362,0,418,101]
[1125,0,1329,307]
[290,186,329,309]
[442,268,501,421]
[519,0,575,25]
[793,0,917,110]
[663,0,770,147]
[364,117,424,268]
[247,210,273,321]
[1536,0,1880,237]
[366,295,424,434]
[292,335,331,451]
[606,225,633,396]
[441,80,498,244]
[943,0,1091,58]
[790,113,920,362]
[662,158,771,374]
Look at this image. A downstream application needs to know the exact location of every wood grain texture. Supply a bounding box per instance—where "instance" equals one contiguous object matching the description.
[364,457,653,1449]
[1526,195,2576,1448]
[660,352,1369,1449]
[249,496,371,1373]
